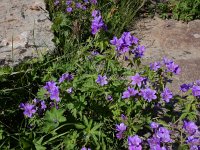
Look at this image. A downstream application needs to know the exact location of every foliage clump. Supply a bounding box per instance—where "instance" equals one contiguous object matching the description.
[143,0,200,21]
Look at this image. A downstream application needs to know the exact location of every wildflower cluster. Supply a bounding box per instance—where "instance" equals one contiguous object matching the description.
[110,32,140,55]
[19,103,36,118]
[44,81,60,102]
[122,72,157,102]
[59,72,73,83]
[150,57,181,75]
[128,135,142,150]
[65,0,88,12]
[91,10,105,35]
[115,123,127,139]
[184,121,200,150]
[121,70,173,104]
[180,80,200,97]
[114,122,172,150]
[148,122,172,150]
[54,0,97,12]
[19,99,47,118]
[19,72,74,118]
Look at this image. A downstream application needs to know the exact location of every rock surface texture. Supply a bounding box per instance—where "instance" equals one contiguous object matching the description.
[133,17,200,94]
[0,0,54,66]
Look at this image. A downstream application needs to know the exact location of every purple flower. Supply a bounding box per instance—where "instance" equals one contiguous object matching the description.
[128,135,142,150]
[90,0,97,5]
[110,36,120,45]
[50,86,60,102]
[186,136,200,145]
[166,62,181,75]
[66,0,72,5]
[186,135,200,150]
[195,80,200,86]
[150,122,159,129]
[19,103,25,109]
[92,10,100,17]
[148,136,161,149]
[190,145,200,150]
[67,87,73,94]
[118,46,129,54]
[106,95,113,101]
[130,35,139,45]
[40,101,47,110]
[180,84,190,92]
[91,51,99,56]
[140,88,157,102]
[149,144,166,150]
[130,73,144,87]
[81,147,91,150]
[192,86,200,97]
[82,6,87,10]
[116,123,127,132]
[121,114,127,121]
[91,14,105,35]
[110,32,138,55]
[110,36,123,52]
[33,99,46,110]
[44,81,60,102]
[84,0,89,4]
[44,81,57,91]
[121,32,133,46]
[59,73,73,83]
[121,32,138,46]
[161,88,173,103]
[116,123,127,139]
[128,145,142,150]
[150,62,161,71]
[160,146,167,150]
[76,3,82,8]
[125,56,129,61]
[66,7,73,12]
[133,45,146,58]
[163,57,173,65]
[116,132,123,139]
[96,75,108,86]
[184,121,198,135]
[122,87,138,99]
[54,0,59,6]
[20,103,36,118]
[156,127,172,143]
[33,98,40,104]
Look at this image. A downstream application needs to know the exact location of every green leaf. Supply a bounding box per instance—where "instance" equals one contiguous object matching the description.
[37,88,48,100]
[0,129,3,140]
[35,145,46,150]
[20,138,33,149]
[75,124,85,129]
[42,108,66,133]
[33,137,46,150]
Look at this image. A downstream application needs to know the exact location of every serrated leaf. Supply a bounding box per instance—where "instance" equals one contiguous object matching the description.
[42,108,66,133]
[37,88,48,100]
[44,107,66,123]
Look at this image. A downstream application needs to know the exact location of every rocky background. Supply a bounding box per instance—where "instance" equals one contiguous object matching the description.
[133,17,200,93]
[0,0,54,66]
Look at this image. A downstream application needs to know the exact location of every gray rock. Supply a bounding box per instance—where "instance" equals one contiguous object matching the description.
[132,17,200,94]
[0,0,54,66]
